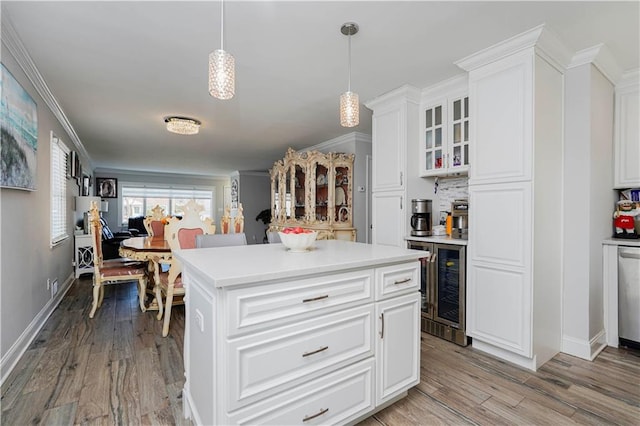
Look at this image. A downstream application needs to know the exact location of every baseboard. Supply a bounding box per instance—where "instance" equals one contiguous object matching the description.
[561,329,607,361]
[0,273,74,386]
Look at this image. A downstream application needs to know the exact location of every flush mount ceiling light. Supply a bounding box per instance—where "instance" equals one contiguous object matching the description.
[208,0,235,100]
[164,116,201,135]
[340,22,359,128]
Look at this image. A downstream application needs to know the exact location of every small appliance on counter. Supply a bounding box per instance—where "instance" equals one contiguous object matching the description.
[451,199,469,239]
[410,199,432,236]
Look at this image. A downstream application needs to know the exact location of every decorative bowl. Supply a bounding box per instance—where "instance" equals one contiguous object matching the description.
[278,229,317,252]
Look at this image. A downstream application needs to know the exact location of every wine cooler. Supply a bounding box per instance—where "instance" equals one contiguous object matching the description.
[407,240,468,346]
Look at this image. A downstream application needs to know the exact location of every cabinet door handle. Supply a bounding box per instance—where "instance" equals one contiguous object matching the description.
[400,171,403,186]
[302,346,329,357]
[303,408,329,422]
[394,278,411,285]
[302,294,329,303]
[380,313,385,339]
[400,196,403,210]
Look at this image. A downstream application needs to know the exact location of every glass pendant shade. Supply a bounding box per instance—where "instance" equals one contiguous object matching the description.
[209,49,235,100]
[340,91,359,127]
[165,117,201,135]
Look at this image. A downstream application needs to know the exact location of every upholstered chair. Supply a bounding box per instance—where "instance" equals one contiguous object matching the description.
[144,204,168,239]
[151,200,216,336]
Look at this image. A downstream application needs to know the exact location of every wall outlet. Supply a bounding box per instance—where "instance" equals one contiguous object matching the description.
[195,308,204,333]
[46,278,50,290]
[51,279,58,297]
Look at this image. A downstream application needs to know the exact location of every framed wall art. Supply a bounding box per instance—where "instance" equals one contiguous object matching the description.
[96,177,117,198]
[82,174,91,196]
[0,63,38,190]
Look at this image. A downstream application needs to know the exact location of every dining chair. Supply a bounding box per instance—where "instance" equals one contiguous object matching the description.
[220,205,232,234]
[88,202,147,318]
[234,203,245,233]
[143,204,167,238]
[195,232,247,248]
[152,200,216,336]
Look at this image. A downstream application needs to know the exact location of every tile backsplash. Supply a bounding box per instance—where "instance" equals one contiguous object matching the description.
[437,176,469,213]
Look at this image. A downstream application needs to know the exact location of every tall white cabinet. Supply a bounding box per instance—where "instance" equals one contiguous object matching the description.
[365,86,420,248]
[614,71,640,189]
[457,25,570,370]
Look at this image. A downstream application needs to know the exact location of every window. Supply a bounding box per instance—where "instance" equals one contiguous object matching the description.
[50,132,70,246]
[121,185,215,224]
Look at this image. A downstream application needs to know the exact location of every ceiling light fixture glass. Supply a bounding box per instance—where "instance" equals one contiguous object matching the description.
[340,22,359,128]
[208,0,235,100]
[164,116,201,135]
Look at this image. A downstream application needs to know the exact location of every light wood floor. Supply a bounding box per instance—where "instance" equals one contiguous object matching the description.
[2,277,639,425]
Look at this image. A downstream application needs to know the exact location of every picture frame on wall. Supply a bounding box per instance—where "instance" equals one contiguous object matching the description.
[82,175,91,196]
[96,177,117,198]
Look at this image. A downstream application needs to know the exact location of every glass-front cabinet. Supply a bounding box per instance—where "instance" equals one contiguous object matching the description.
[269,148,356,241]
[420,75,470,177]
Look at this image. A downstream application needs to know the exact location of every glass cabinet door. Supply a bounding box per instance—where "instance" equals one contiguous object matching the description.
[424,104,444,171]
[293,164,306,221]
[314,162,329,222]
[450,96,469,169]
[333,162,351,225]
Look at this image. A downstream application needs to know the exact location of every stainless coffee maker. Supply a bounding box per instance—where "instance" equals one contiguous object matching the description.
[451,199,469,239]
[411,199,432,236]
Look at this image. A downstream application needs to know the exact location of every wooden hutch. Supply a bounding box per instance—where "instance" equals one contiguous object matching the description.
[269,148,356,241]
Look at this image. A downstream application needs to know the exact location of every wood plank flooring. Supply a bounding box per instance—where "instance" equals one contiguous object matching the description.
[2,277,639,425]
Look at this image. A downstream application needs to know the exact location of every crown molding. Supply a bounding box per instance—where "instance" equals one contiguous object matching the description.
[421,73,468,101]
[304,131,371,153]
[1,13,93,168]
[616,68,640,90]
[455,24,572,73]
[364,84,421,110]
[569,44,623,85]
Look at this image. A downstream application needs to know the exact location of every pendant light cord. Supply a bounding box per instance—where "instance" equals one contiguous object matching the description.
[220,0,224,50]
[347,31,352,92]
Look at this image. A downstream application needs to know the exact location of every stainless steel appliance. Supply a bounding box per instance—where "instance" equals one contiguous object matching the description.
[451,199,469,240]
[407,240,468,346]
[411,199,432,237]
[619,246,640,348]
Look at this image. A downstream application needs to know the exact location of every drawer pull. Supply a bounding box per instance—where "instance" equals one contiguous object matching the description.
[303,408,329,422]
[393,278,411,285]
[302,346,329,357]
[380,313,385,339]
[302,294,329,303]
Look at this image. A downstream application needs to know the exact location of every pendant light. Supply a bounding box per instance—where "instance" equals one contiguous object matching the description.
[340,22,359,128]
[208,0,235,100]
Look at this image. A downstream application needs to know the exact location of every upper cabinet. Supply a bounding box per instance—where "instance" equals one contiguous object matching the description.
[614,72,640,189]
[269,148,356,241]
[420,75,470,177]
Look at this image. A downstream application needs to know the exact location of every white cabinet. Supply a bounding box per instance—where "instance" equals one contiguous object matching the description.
[375,292,420,405]
[74,234,94,278]
[365,86,420,247]
[420,75,470,176]
[178,242,421,425]
[614,75,640,189]
[457,25,567,370]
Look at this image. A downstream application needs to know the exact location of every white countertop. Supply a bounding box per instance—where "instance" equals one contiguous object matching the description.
[602,238,640,247]
[405,235,468,246]
[174,240,424,288]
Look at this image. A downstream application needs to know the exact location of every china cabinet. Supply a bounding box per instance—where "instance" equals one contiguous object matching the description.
[269,148,356,241]
[614,72,640,189]
[420,75,470,176]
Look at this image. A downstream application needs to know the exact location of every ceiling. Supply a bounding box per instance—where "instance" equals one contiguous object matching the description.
[3,1,638,177]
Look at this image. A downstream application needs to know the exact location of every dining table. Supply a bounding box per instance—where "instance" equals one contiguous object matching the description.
[119,236,172,310]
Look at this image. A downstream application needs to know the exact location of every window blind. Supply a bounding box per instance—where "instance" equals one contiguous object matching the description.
[50,133,70,246]
[121,186,212,200]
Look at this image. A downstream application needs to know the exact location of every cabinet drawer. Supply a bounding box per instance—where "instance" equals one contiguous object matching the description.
[226,269,373,337]
[227,304,374,411]
[227,358,375,425]
[375,262,420,300]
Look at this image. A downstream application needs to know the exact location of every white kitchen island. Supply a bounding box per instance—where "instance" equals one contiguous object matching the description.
[173,240,424,425]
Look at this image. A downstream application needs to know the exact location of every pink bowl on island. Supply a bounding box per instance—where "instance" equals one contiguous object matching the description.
[278,228,317,252]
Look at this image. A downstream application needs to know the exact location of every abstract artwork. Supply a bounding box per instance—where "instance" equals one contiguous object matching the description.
[1,63,38,190]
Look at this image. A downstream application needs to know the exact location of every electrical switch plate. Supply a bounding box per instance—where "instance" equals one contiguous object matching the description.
[357,186,365,192]
[195,308,204,332]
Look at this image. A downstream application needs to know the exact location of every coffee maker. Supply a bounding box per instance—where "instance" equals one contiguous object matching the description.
[451,199,469,239]
[411,199,432,236]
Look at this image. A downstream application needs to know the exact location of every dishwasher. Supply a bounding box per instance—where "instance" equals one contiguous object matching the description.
[618,246,640,348]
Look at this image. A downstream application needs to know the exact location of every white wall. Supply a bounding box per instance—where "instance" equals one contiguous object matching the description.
[562,62,615,359]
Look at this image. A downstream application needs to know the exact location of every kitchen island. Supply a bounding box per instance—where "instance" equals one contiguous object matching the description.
[174,240,423,425]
